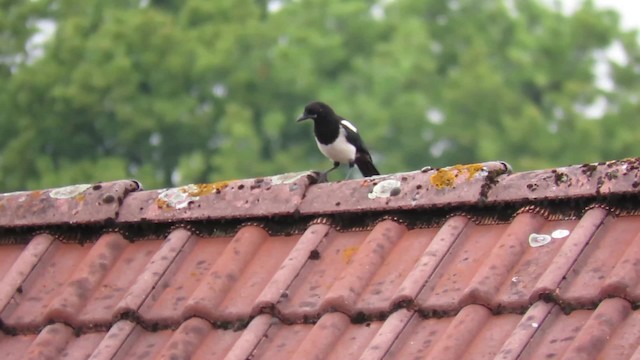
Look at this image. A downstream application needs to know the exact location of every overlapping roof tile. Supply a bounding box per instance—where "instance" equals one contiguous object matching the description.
[1,158,640,359]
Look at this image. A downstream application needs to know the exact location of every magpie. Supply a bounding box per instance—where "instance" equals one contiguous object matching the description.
[297,101,380,180]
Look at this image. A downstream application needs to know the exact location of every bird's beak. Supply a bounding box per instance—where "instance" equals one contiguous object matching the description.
[296,113,311,122]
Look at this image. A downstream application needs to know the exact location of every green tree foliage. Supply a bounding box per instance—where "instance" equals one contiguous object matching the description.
[1,0,638,191]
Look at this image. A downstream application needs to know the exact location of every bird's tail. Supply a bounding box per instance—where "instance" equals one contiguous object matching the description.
[355,156,380,177]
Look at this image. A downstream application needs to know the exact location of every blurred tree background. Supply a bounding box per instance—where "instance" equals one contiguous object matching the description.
[1,0,639,191]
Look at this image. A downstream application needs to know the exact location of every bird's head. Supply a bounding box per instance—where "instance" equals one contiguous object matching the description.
[296,101,333,122]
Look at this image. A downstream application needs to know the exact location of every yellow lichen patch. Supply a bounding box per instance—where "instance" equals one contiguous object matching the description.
[460,163,485,178]
[430,169,456,189]
[183,181,231,197]
[429,163,486,189]
[342,246,359,264]
[74,193,86,202]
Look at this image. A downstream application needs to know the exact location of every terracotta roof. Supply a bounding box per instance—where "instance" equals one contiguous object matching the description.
[1,158,640,359]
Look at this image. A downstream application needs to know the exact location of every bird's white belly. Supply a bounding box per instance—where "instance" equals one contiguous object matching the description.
[316,135,356,164]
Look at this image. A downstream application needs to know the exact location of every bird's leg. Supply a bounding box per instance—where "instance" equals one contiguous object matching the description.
[318,162,340,183]
[345,161,356,180]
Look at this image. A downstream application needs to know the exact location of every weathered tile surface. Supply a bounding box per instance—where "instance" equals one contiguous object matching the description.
[1,159,640,359]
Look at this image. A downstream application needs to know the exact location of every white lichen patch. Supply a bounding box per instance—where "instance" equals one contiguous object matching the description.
[158,186,199,209]
[49,184,92,199]
[368,179,402,199]
[270,171,308,185]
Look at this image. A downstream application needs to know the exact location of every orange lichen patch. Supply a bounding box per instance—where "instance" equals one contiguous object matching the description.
[342,246,359,264]
[430,164,486,189]
[156,197,170,209]
[74,193,86,202]
[360,179,374,187]
[12,189,46,202]
[29,190,44,199]
[184,181,231,197]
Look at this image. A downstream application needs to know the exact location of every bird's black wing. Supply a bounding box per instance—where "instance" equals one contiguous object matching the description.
[339,119,367,152]
[339,119,380,177]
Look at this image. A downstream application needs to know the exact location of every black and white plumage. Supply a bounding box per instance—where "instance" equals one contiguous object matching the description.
[296,101,380,179]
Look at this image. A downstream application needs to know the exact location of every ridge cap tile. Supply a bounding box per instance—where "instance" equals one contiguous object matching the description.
[297,161,511,215]
[2,157,640,359]
[298,158,640,216]
[0,158,638,227]
[117,171,317,223]
[487,158,640,202]
[0,180,141,227]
